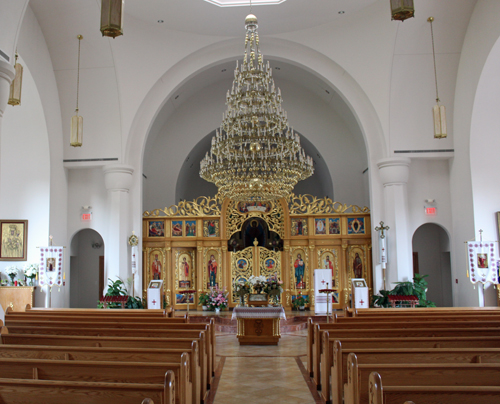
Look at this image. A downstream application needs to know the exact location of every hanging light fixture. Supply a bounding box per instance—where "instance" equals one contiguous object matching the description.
[8,51,23,106]
[70,35,83,147]
[199,14,314,202]
[100,0,124,38]
[390,0,414,21]
[428,17,447,139]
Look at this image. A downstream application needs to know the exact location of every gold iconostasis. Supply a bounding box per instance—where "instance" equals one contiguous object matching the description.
[142,194,372,310]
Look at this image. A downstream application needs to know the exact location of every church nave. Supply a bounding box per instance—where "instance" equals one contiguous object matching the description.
[209,331,320,404]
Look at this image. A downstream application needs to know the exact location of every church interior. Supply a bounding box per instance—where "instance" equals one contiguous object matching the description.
[1,1,500,403]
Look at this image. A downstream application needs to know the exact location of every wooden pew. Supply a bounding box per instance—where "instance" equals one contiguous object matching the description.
[5,314,188,323]
[25,307,175,317]
[0,355,191,404]
[327,339,500,404]
[0,371,175,404]
[368,371,500,404]
[348,307,500,317]
[334,312,500,323]
[0,343,201,404]
[5,325,214,385]
[345,352,500,404]
[308,320,500,388]
[1,332,210,402]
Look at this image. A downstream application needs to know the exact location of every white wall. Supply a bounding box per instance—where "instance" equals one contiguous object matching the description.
[0,55,50,306]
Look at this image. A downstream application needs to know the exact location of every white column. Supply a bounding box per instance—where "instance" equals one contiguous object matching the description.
[0,59,16,196]
[103,164,134,294]
[377,157,412,287]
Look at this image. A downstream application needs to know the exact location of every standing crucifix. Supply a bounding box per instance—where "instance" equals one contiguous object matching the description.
[374,222,390,291]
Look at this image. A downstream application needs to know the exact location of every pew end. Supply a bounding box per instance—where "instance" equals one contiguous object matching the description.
[164,369,175,404]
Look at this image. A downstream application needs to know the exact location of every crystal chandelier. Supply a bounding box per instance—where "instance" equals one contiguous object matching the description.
[200,14,314,202]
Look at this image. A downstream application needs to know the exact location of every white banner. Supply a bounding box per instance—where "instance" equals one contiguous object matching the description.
[39,246,64,287]
[467,241,499,285]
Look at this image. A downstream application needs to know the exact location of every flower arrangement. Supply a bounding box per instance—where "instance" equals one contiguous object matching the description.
[198,292,210,308]
[249,275,267,293]
[234,279,251,296]
[292,292,309,309]
[23,263,38,286]
[263,274,283,294]
[5,266,19,285]
[207,285,228,311]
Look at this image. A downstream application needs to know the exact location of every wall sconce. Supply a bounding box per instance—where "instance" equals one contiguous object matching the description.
[91,241,103,249]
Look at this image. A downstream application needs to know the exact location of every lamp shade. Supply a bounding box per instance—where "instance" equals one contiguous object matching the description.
[70,113,83,147]
[8,59,23,106]
[100,0,124,38]
[433,104,447,139]
[390,0,414,21]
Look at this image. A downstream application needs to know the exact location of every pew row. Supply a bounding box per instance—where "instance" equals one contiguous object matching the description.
[0,343,201,404]
[368,371,500,404]
[345,352,500,404]
[4,325,215,384]
[326,339,500,404]
[347,307,500,317]
[13,306,175,317]
[1,332,209,402]
[0,356,191,404]
[0,371,175,404]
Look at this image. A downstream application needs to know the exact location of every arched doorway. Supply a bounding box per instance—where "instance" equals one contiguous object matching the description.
[69,229,104,308]
[412,223,452,307]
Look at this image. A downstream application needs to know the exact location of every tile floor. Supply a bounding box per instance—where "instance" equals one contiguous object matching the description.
[208,330,321,404]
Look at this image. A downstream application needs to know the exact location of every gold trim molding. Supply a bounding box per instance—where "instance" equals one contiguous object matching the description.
[143,195,221,217]
[288,193,370,215]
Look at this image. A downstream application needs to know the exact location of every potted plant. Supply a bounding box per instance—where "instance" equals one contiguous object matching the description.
[292,293,309,310]
[23,263,38,286]
[198,292,210,310]
[98,278,145,309]
[5,266,19,286]
[234,279,251,306]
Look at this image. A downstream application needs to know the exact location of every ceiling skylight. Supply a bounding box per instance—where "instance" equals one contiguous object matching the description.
[205,0,286,7]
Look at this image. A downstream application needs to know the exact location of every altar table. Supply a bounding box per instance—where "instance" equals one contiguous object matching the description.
[232,307,286,345]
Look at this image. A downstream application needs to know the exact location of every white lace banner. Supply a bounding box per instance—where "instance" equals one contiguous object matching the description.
[39,246,64,287]
[467,241,498,285]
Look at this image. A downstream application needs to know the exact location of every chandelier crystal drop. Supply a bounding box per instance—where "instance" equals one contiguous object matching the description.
[200,14,314,202]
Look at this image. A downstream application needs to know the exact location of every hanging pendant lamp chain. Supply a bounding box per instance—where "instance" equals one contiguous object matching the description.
[76,35,83,113]
[428,17,440,103]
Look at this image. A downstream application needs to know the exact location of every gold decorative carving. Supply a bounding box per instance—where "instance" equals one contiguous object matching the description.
[225,200,285,239]
[143,195,221,217]
[259,248,281,279]
[230,247,254,304]
[288,193,370,215]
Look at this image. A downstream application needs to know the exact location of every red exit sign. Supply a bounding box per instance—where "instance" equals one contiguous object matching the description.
[81,213,92,221]
[425,207,436,215]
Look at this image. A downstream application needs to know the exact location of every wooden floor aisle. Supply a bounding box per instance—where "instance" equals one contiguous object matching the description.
[208,330,322,404]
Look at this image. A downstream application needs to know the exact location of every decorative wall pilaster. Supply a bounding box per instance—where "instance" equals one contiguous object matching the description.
[103,164,134,292]
[377,157,412,287]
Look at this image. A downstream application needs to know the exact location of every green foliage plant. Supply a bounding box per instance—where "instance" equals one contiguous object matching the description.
[292,293,309,309]
[371,274,436,308]
[98,278,145,309]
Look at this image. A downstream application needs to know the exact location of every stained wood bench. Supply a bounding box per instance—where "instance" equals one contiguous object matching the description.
[368,371,500,404]
[4,325,214,386]
[348,307,500,317]
[1,332,210,402]
[15,306,175,317]
[0,371,175,404]
[334,312,500,323]
[0,343,201,404]
[345,352,500,404]
[308,320,500,387]
[315,332,500,393]
[0,355,191,404]
[326,340,500,404]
